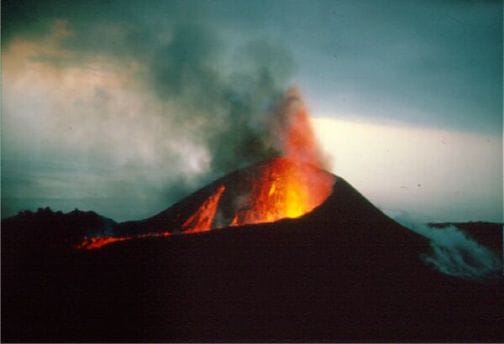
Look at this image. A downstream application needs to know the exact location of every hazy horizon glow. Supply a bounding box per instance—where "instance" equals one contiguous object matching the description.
[312,117,502,223]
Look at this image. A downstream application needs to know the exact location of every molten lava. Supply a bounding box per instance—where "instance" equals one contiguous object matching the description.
[225,87,333,225]
[230,157,333,226]
[76,236,131,250]
[182,185,226,233]
[77,231,172,250]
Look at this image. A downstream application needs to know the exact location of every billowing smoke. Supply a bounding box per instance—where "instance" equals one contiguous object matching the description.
[2,4,297,220]
[150,24,296,169]
[144,24,294,175]
[394,215,502,280]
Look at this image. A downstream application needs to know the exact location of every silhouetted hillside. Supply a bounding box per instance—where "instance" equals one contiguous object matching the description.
[1,208,115,254]
[2,177,503,342]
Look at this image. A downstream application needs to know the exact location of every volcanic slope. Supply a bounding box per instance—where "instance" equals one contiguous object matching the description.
[116,157,334,237]
[2,167,503,341]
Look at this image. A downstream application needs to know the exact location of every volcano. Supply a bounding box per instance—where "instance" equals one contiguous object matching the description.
[76,156,419,252]
[2,88,502,341]
[2,162,503,341]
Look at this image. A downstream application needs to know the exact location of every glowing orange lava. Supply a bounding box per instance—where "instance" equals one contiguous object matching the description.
[76,236,131,250]
[225,87,334,225]
[227,87,334,226]
[182,185,226,233]
[229,157,334,226]
[77,231,172,250]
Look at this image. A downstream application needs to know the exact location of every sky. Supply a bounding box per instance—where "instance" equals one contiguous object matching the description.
[1,0,502,223]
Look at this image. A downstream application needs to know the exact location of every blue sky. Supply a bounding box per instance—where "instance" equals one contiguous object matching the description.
[2,0,502,222]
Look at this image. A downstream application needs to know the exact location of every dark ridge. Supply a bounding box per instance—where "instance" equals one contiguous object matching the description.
[1,207,116,252]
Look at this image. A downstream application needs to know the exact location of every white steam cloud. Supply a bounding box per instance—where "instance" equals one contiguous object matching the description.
[394,215,502,280]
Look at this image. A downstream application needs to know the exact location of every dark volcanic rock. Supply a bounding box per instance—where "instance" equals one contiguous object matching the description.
[1,207,116,252]
[2,177,503,342]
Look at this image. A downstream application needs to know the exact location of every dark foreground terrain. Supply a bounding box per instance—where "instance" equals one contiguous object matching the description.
[2,178,503,342]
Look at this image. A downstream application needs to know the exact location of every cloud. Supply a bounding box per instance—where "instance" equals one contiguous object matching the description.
[1,7,295,220]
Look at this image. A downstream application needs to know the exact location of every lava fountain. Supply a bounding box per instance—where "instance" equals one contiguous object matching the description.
[185,87,334,231]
